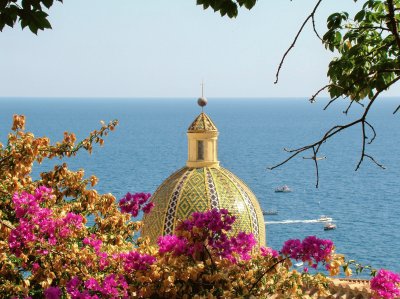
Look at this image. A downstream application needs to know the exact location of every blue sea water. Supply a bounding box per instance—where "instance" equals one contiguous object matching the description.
[1,97,399,275]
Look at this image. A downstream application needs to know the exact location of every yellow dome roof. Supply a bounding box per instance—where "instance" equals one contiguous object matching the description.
[187,112,218,132]
[141,166,266,246]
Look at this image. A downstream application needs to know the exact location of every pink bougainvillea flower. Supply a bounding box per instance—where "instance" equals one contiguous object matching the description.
[119,192,152,217]
[281,236,334,269]
[260,246,279,258]
[370,269,400,299]
[44,286,61,299]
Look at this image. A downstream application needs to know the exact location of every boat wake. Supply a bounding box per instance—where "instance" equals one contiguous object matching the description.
[265,218,334,225]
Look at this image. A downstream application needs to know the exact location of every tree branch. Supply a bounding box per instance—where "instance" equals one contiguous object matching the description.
[312,147,320,188]
[274,0,324,84]
[342,99,364,115]
[323,95,342,110]
[312,14,322,41]
[249,257,286,294]
[0,219,16,230]
[365,120,377,144]
[309,85,330,103]
[343,100,354,115]
[386,0,400,50]
[269,75,400,186]
[365,154,386,169]
[393,104,400,114]
[355,120,367,171]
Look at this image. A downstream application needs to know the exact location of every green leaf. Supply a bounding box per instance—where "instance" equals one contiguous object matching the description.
[238,0,256,10]
[42,0,54,9]
[354,9,365,22]
[28,22,38,34]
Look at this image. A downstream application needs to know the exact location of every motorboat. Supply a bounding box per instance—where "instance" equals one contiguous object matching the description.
[294,262,304,267]
[324,223,337,230]
[263,209,278,215]
[274,185,292,193]
[317,215,333,222]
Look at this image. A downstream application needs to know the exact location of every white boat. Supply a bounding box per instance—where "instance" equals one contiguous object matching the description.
[294,262,304,267]
[324,223,337,230]
[317,215,333,222]
[274,185,292,193]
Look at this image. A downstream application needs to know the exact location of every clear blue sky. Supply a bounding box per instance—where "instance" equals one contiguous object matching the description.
[1,0,398,98]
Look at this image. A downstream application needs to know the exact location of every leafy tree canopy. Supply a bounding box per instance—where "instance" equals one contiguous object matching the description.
[0,0,62,34]
[196,0,256,18]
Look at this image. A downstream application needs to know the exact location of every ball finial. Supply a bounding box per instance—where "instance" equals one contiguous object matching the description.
[198,97,208,107]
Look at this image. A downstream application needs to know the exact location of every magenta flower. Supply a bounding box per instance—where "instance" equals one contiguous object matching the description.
[66,277,81,297]
[260,246,279,258]
[9,187,84,256]
[119,250,156,271]
[370,269,400,299]
[281,239,302,259]
[177,208,235,234]
[158,235,188,255]
[44,286,61,299]
[159,209,256,263]
[83,234,103,253]
[281,236,334,269]
[119,192,152,217]
[66,275,129,299]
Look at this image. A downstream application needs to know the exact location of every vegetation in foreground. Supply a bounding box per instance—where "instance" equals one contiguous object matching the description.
[0,116,399,298]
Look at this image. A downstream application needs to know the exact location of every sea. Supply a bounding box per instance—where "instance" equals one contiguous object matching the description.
[1,97,399,276]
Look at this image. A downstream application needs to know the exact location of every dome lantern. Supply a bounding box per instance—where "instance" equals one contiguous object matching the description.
[186,112,219,168]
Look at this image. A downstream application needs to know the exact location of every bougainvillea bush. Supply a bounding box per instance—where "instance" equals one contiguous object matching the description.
[1,115,399,298]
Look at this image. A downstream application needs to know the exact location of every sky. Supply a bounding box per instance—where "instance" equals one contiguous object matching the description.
[1,0,398,98]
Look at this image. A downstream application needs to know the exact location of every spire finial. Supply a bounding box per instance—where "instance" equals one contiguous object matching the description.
[197,80,208,111]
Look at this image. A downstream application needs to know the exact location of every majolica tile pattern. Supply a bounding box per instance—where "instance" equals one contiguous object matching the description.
[187,112,218,132]
[141,166,266,247]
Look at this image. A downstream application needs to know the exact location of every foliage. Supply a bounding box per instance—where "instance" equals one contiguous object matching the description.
[1,115,400,298]
[196,0,256,18]
[322,0,400,102]
[263,0,400,186]
[0,0,62,34]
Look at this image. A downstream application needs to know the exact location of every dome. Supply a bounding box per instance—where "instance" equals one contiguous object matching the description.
[141,104,266,247]
[141,166,265,246]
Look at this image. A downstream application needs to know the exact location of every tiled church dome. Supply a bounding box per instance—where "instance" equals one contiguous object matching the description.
[142,102,265,246]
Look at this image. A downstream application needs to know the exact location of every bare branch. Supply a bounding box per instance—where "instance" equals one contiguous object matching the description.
[342,99,363,115]
[355,121,367,171]
[274,0,324,84]
[269,75,400,184]
[311,14,322,41]
[365,120,376,144]
[312,147,319,188]
[323,95,342,110]
[268,149,304,170]
[0,219,16,230]
[343,100,354,115]
[365,154,386,169]
[355,101,365,108]
[309,85,330,103]
[393,104,400,114]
